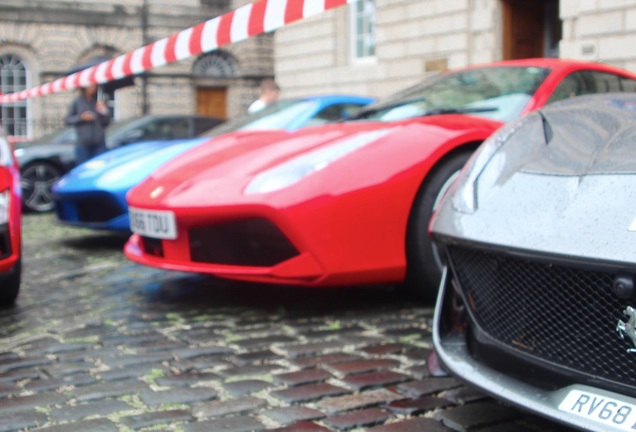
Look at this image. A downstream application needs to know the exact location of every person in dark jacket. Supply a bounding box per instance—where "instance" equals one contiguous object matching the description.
[65,83,110,163]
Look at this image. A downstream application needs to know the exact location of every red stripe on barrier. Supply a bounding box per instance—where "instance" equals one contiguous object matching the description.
[248,0,267,36]
[217,10,234,46]
[104,59,115,82]
[285,0,304,22]
[142,44,154,71]
[121,52,134,77]
[164,34,179,64]
[89,65,99,85]
[70,73,81,90]
[326,0,348,8]
[190,22,205,56]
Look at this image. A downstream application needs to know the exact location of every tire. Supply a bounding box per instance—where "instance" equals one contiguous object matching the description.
[21,161,62,213]
[404,151,472,303]
[0,258,21,307]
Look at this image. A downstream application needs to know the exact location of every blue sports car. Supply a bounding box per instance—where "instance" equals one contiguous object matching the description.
[52,95,374,231]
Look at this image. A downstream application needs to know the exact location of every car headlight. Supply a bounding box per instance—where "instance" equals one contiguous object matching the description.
[0,136,14,167]
[83,159,107,170]
[245,129,394,194]
[0,190,10,225]
[451,115,532,213]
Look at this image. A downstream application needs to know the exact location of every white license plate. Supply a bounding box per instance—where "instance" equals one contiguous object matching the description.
[559,389,636,431]
[129,207,177,240]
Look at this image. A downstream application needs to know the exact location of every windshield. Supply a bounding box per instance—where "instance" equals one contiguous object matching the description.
[355,66,551,122]
[201,99,318,137]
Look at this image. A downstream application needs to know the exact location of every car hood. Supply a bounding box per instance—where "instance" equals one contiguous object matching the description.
[130,115,500,204]
[432,95,636,264]
[54,137,208,193]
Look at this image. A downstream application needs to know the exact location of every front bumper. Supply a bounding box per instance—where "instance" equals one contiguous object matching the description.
[433,266,636,432]
[123,201,406,287]
[54,190,129,231]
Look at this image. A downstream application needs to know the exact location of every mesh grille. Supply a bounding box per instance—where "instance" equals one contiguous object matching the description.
[448,245,636,388]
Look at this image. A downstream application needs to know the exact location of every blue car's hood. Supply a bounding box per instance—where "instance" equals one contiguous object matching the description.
[54,137,209,193]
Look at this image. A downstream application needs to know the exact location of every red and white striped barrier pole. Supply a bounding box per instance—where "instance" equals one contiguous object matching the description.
[0,0,357,104]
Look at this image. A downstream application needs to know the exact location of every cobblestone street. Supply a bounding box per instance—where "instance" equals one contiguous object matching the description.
[0,213,570,432]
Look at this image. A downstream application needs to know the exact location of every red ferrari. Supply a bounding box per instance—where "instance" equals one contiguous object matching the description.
[125,59,636,302]
[0,128,21,305]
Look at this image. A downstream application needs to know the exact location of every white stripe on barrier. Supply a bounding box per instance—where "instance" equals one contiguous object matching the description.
[78,68,93,89]
[111,55,127,80]
[175,28,194,61]
[151,38,169,69]
[304,0,326,17]
[264,0,287,33]
[130,47,146,75]
[231,3,252,44]
[95,62,109,85]
[201,17,221,53]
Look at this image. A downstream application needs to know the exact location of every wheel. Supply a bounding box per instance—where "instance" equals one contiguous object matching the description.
[0,258,21,307]
[404,151,472,303]
[20,161,62,213]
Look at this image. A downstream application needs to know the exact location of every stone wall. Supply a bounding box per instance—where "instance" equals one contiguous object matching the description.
[560,0,636,72]
[276,0,636,101]
[0,0,273,138]
[274,0,502,100]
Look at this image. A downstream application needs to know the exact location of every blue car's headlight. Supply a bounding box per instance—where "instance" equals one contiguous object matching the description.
[244,129,394,195]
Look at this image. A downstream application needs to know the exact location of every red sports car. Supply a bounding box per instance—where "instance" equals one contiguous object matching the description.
[0,128,22,305]
[124,59,636,302]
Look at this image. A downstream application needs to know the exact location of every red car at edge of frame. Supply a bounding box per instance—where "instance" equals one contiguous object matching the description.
[0,127,22,306]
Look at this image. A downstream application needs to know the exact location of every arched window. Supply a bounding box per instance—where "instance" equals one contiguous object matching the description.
[0,54,28,137]
[193,51,238,79]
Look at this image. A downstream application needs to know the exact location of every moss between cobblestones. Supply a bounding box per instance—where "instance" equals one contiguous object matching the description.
[118,393,147,410]
[251,389,284,407]
[142,368,167,386]
[325,320,342,330]
[224,374,274,383]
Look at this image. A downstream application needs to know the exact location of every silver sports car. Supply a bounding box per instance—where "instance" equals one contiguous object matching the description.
[430,93,636,432]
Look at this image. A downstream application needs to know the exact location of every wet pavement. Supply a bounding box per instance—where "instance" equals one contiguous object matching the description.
[0,213,570,431]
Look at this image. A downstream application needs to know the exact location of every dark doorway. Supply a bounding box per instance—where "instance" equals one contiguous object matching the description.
[502,0,561,60]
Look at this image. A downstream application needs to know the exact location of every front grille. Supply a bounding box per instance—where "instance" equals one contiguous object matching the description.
[141,237,164,258]
[447,245,636,390]
[0,226,11,259]
[69,195,124,223]
[189,218,299,267]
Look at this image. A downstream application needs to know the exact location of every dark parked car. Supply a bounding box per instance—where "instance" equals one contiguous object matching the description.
[430,93,636,432]
[14,114,223,212]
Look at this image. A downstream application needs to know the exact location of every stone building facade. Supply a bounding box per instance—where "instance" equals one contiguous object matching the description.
[4,0,636,141]
[274,0,636,100]
[0,0,274,139]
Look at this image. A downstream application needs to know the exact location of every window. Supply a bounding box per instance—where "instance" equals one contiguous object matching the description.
[0,54,28,137]
[351,0,376,59]
[547,71,636,105]
[193,52,238,79]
